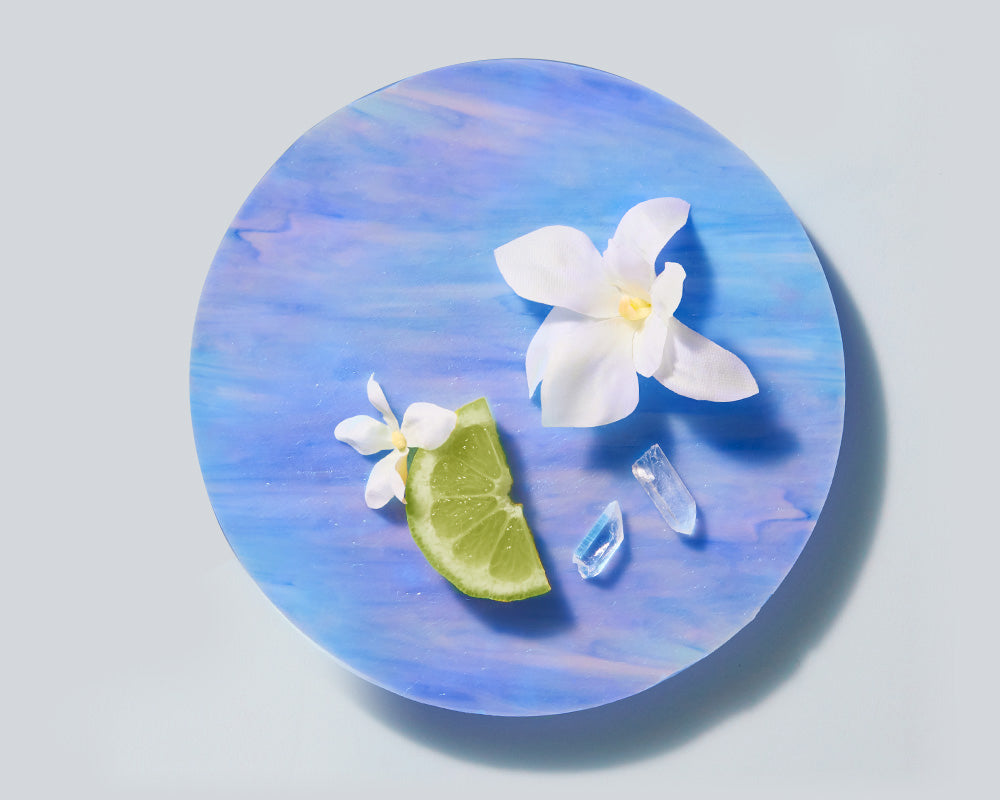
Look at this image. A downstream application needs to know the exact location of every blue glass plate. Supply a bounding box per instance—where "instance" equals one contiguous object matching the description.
[191,59,844,716]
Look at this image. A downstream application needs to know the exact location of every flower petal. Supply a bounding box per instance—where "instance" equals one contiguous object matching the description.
[650,262,686,320]
[633,312,669,378]
[525,306,581,396]
[365,450,406,508]
[611,197,690,265]
[602,237,654,299]
[494,226,619,318]
[654,318,759,401]
[538,315,639,427]
[400,402,458,450]
[366,374,398,429]
[334,415,393,455]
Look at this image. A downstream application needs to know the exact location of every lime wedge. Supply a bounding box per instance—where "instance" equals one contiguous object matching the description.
[406,398,550,601]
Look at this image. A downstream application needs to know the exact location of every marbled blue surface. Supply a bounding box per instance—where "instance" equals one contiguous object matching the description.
[191,60,844,716]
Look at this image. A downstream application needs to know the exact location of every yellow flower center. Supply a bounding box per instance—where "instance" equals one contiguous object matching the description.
[391,430,408,451]
[618,294,652,321]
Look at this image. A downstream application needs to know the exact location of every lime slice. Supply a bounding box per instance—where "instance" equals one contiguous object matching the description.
[406,398,550,601]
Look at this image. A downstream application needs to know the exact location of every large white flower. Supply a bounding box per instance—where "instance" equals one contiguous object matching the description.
[494,198,758,428]
[334,375,457,508]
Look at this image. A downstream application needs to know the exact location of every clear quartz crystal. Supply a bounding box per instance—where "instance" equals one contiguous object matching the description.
[573,501,624,578]
[632,444,697,535]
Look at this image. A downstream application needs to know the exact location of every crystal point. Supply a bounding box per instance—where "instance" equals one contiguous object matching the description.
[573,501,624,578]
[632,444,697,535]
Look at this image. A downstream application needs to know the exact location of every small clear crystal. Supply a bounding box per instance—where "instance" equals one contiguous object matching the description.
[632,444,697,535]
[573,501,624,578]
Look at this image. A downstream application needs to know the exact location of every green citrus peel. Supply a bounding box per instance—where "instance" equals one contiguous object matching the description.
[405,398,550,601]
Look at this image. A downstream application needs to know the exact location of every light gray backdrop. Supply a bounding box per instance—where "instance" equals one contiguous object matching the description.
[2,1,992,797]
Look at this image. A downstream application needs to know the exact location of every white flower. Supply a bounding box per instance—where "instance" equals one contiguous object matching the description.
[334,375,457,508]
[494,198,759,428]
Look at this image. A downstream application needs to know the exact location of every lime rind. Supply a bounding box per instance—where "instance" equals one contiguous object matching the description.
[406,398,550,601]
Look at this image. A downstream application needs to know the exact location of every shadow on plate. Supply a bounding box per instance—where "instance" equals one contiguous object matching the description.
[347,234,885,768]
[455,422,575,637]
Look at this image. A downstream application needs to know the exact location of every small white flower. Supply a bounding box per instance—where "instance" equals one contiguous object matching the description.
[494,198,758,428]
[335,375,457,508]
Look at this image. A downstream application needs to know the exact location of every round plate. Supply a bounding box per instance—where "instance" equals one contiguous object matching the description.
[191,59,844,716]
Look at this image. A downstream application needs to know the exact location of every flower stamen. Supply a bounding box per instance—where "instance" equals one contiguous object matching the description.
[618,294,652,321]
[391,430,408,451]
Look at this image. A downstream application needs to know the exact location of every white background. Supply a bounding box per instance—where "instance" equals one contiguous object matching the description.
[2,1,996,797]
